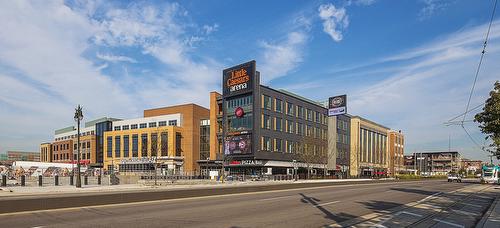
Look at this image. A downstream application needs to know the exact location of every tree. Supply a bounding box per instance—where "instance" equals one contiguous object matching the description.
[297,137,327,179]
[474,81,500,159]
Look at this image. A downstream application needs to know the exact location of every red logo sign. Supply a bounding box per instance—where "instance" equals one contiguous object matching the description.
[235,107,245,118]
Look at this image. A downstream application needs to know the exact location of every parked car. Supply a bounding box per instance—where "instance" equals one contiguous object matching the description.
[447,173,462,182]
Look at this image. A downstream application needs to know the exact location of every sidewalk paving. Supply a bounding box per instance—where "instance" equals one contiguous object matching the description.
[0,178,376,198]
[476,186,500,228]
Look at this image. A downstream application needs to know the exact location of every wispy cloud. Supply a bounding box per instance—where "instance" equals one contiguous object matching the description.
[0,0,220,152]
[346,0,377,6]
[418,0,452,20]
[318,3,349,42]
[96,52,137,63]
[326,20,500,160]
[258,15,311,83]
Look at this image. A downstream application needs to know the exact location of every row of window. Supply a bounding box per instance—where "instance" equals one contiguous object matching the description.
[360,128,387,165]
[106,133,182,158]
[113,120,178,131]
[261,136,326,155]
[52,152,91,161]
[262,95,327,124]
[262,114,328,140]
[55,130,94,141]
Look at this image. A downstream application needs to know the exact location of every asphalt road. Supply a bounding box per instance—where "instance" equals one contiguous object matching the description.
[0,180,480,228]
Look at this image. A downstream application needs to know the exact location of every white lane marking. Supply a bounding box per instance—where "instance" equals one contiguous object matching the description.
[417,192,442,203]
[258,195,295,201]
[459,202,482,208]
[476,195,493,199]
[451,209,480,216]
[433,219,464,228]
[395,211,422,217]
[315,200,340,207]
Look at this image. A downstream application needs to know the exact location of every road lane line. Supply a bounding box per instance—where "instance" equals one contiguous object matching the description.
[315,200,340,207]
[417,192,442,203]
[258,195,295,201]
[395,211,422,217]
[459,202,482,208]
[433,218,464,228]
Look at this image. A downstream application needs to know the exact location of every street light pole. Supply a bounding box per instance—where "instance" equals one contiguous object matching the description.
[74,105,83,188]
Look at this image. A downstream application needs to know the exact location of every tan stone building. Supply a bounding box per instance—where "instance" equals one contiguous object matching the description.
[349,116,390,177]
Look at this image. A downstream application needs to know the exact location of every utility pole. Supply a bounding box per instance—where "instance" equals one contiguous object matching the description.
[74,105,83,188]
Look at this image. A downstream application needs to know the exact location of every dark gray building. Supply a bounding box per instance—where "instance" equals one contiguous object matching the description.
[221,61,328,176]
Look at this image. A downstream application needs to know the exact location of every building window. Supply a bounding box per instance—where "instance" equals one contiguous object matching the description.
[139,123,147,129]
[297,106,304,119]
[151,133,158,157]
[306,109,313,121]
[86,141,90,148]
[275,117,282,131]
[122,125,130,130]
[169,120,177,126]
[159,121,167,127]
[228,113,253,131]
[149,122,157,128]
[315,112,321,123]
[200,123,210,160]
[287,120,295,134]
[141,134,148,157]
[286,102,294,116]
[262,114,271,129]
[262,137,271,151]
[161,132,168,156]
[114,126,121,131]
[262,95,272,110]
[306,125,312,137]
[131,124,138,129]
[297,123,304,136]
[107,136,112,158]
[275,138,282,152]
[114,136,121,158]
[132,134,138,157]
[176,133,182,157]
[123,135,129,157]
[275,99,283,113]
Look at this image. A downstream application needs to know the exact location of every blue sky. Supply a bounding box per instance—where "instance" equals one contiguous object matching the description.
[0,0,499,162]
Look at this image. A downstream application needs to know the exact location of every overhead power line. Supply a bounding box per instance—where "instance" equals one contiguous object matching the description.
[446,0,498,153]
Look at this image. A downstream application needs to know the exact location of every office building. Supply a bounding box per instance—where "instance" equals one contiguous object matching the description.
[349,116,390,177]
[5,151,40,162]
[412,151,462,175]
[216,61,328,176]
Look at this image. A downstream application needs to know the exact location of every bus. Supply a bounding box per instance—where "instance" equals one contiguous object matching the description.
[481,165,500,184]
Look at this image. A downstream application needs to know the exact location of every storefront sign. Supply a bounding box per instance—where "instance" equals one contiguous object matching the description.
[328,95,347,116]
[228,160,263,166]
[120,157,156,164]
[223,61,256,97]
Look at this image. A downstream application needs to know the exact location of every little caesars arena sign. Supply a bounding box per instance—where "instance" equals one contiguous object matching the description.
[223,61,256,97]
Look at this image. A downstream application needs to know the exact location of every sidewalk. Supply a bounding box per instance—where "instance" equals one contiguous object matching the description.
[476,186,500,228]
[0,178,376,198]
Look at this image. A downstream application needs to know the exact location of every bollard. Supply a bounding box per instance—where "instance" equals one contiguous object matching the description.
[54,175,59,186]
[21,175,26,186]
[97,175,101,185]
[1,175,6,187]
[38,175,43,187]
[70,175,74,185]
[84,176,88,185]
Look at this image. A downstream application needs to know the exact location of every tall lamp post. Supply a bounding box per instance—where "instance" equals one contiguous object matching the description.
[74,105,83,188]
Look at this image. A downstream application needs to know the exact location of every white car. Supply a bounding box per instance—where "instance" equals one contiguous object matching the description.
[447,173,462,182]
